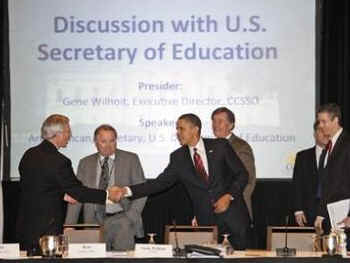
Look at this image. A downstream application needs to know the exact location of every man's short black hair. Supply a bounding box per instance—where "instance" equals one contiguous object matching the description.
[178,113,202,135]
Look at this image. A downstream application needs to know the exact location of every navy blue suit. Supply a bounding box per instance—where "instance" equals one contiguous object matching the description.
[293,146,320,225]
[130,138,250,249]
[319,131,350,222]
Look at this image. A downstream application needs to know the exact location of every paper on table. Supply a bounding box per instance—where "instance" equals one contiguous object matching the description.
[187,252,221,258]
[327,199,350,229]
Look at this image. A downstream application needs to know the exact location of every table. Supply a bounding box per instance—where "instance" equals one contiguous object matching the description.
[2,250,350,263]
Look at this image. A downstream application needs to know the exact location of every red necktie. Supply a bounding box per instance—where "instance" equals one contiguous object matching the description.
[326,140,332,154]
[193,148,208,182]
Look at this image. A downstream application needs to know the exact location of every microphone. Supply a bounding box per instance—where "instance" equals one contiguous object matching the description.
[276,215,296,256]
[172,219,183,257]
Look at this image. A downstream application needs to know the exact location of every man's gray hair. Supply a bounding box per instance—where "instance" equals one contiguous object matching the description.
[41,114,70,140]
[94,124,117,141]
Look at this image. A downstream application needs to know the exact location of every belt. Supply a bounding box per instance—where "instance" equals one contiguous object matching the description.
[105,211,123,217]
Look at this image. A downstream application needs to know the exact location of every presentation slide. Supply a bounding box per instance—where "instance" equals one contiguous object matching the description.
[9,0,315,179]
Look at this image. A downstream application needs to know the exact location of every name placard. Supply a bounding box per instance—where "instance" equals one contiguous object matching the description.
[0,244,20,258]
[68,243,106,258]
[134,244,173,258]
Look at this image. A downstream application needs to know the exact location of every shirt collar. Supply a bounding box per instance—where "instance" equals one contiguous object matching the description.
[331,128,343,147]
[315,144,323,156]
[99,153,115,161]
[225,133,233,140]
[189,137,205,154]
[316,144,323,152]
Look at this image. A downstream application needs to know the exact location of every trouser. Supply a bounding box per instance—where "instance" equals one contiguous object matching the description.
[103,212,135,251]
[214,201,250,250]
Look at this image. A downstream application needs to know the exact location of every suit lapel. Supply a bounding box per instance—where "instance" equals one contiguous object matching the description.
[203,139,215,184]
[86,154,99,188]
[311,147,317,173]
[327,130,345,165]
[184,146,197,175]
[113,150,120,182]
[183,146,208,187]
[228,134,234,145]
[228,134,237,149]
[310,147,318,189]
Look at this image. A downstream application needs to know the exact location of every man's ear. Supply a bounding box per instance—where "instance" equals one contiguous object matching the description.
[333,116,339,125]
[193,126,200,137]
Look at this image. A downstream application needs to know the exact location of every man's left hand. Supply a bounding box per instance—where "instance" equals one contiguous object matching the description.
[213,194,232,213]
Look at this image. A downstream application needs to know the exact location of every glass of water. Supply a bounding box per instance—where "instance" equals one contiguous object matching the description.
[147,233,157,244]
[57,235,68,258]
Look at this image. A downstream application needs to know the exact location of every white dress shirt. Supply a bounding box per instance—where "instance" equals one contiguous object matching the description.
[97,153,123,212]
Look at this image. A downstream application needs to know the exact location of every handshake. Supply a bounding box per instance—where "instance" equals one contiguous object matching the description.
[63,186,129,205]
[107,186,128,203]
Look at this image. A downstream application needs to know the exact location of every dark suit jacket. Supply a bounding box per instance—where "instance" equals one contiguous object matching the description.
[130,138,249,225]
[319,130,350,218]
[16,140,106,250]
[292,146,319,224]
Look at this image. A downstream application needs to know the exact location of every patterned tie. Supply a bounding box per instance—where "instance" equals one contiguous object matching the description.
[99,157,109,190]
[96,157,109,223]
[193,148,208,183]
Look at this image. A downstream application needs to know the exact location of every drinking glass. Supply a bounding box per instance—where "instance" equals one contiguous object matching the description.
[148,233,157,244]
[57,235,68,258]
[221,234,230,247]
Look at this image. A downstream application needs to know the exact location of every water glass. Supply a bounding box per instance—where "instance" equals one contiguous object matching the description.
[148,233,157,244]
[58,235,68,258]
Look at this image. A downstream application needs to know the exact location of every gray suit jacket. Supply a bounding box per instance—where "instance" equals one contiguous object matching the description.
[228,133,256,221]
[65,149,147,238]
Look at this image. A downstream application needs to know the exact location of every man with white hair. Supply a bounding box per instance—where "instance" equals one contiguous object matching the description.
[16,114,121,253]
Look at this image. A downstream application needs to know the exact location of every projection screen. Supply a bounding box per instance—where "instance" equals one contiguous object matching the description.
[9,0,315,179]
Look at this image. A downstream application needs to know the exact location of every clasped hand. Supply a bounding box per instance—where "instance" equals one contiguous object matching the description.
[213,194,232,213]
[108,186,126,203]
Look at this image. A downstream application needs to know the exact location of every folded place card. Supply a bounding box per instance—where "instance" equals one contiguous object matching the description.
[0,244,20,258]
[68,243,106,258]
[134,244,173,258]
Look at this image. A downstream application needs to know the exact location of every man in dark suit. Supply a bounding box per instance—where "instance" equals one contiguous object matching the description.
[116,113,250,249]
[16,114,120,252]
[211,107,256,223]
[293,121,328,227]
[313,104,350,233]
